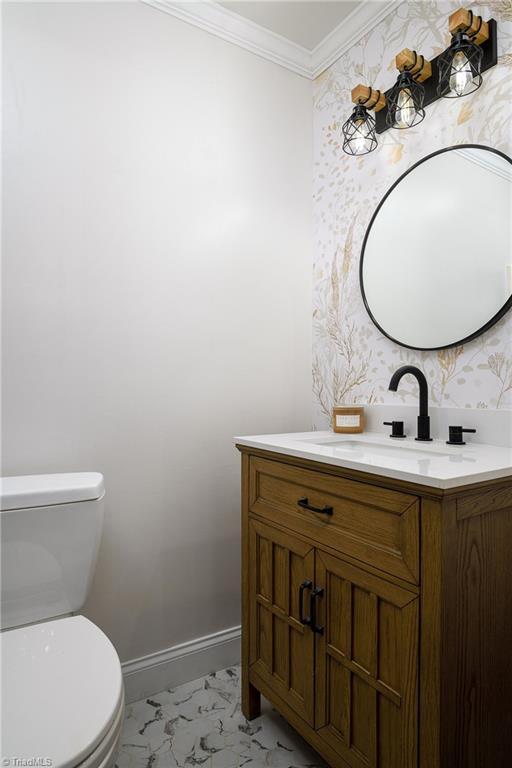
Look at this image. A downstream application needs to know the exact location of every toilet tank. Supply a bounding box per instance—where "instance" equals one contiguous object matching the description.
[0,473,105,630]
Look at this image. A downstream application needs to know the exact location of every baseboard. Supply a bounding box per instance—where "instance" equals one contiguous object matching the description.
[122,625,241,703]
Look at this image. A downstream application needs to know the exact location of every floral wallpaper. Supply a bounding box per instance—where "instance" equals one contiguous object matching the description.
[312,0,512,428]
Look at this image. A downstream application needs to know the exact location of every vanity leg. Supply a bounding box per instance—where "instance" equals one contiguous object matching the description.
[242,676,261,720]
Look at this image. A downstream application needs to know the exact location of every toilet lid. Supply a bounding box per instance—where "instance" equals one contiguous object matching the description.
[1,472,105,511]
[1,615,123,768]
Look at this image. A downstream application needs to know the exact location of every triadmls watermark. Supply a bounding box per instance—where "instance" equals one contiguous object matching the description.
[3,759,53,767]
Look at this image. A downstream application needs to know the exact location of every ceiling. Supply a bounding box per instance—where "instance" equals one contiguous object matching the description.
[143,0,393,79]
[219,1,361,50]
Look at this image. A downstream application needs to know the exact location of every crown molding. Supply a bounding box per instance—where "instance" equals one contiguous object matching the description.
[310,0,401,78]
[141,0,400,80]
[142,0,312,77]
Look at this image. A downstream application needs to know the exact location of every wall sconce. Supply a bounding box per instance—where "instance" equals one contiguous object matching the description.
[386,49,431,129]
[341,6,497,155]
[437,8,488,97]
[341,85,386,155]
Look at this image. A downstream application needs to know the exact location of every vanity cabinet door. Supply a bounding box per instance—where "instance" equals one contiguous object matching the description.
[248,518,315,726]
[314,549,419,768]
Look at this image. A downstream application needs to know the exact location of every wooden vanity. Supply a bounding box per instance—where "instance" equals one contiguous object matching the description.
[237,442,512,768]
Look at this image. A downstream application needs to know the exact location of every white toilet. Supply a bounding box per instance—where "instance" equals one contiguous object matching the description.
[1,473,124,768]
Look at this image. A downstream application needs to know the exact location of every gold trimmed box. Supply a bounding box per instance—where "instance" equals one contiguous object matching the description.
[332,406,365,434]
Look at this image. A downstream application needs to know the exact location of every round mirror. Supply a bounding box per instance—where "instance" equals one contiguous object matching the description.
[360,145,512,350]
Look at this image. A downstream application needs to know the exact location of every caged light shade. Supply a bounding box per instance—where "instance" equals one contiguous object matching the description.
[437,32,483,97]
[386,71,426,129]
[341,104,378,156]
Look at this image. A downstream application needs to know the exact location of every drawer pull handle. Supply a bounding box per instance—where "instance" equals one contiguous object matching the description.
[309,587,324,635]
[299,580,312,627]
[297,497,333,516]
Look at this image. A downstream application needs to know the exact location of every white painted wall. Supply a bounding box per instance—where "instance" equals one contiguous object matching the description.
[2,2,312,662]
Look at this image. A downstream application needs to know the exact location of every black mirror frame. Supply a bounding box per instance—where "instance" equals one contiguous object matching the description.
[359,143,512,351]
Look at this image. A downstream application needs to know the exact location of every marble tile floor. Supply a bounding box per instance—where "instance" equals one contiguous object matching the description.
[116,666,327,768]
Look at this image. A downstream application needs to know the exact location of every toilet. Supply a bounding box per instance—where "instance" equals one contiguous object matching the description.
[1,473,124,768]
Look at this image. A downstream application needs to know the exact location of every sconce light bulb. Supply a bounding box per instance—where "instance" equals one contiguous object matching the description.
[352,118,373,154]
[395,87,416,128]
[449,50,473,96]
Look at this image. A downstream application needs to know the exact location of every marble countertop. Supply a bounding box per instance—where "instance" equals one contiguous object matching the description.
[234,431,512,489]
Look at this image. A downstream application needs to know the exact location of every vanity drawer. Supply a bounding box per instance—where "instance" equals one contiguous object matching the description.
[248,456,419,584]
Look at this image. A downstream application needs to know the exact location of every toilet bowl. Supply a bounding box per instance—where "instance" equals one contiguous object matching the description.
[2,616,124,768]
[1,473,124,768]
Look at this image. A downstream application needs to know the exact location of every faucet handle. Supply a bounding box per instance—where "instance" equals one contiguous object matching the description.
[447,426,476,445]
[383,420,406,439]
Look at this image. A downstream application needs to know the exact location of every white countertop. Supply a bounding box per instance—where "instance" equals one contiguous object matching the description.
[234,431,512,489]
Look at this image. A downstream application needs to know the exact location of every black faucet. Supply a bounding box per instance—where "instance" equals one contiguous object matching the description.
[388,365,432,441]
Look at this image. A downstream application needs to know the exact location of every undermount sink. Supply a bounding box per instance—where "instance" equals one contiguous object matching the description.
[309,438,451,460]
